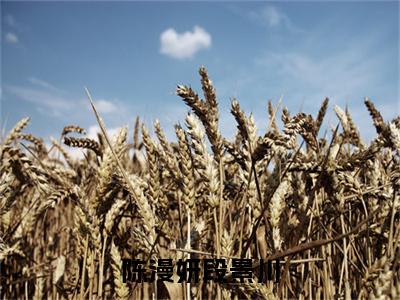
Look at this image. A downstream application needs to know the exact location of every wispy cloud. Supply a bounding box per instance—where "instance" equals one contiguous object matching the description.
[82,96,121,115]
[5,32,18,44]
[4,84,73,116]
[252,5,287,27]
[28,77,62,92]
[87,124,122,140]
[160,26,212,59]
[247,5,303,33]
[4,77,83,118]
[6,77,122,118]
[93,99,117,114]
[3,15,22,44]
[254,46,387,107]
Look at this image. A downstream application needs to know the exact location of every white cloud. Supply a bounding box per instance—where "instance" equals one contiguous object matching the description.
[61,145,86,160]
[248,5,302,33]
[160,26,211,59]
[3,80,93,120]
[255,49,382,104]
[5,32,18,44]
[12,78,119,116]
[87,125,122,141]
[48,139,88,161]
[5,85,72,114]
[94,99,117,114]
[84,98,119,114]
[28,77,61,92]
[47,122,124,160]
[49,125,123,160]
[261,6,285,27]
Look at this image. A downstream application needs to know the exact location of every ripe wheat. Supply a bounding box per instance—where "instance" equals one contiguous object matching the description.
[0,67,399,299]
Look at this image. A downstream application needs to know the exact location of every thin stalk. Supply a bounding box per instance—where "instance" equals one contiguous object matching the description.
[79,235,89,300]
[98,234,107,298]
[187,205,191,300]
[217,157,223,300]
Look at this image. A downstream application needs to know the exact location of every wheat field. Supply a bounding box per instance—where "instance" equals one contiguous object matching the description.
[0,67,399,299]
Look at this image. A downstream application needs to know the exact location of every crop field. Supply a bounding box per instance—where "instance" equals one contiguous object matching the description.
[0,67,399,299]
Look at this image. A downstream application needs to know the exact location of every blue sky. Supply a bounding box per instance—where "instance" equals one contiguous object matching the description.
[1,1,399,143]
